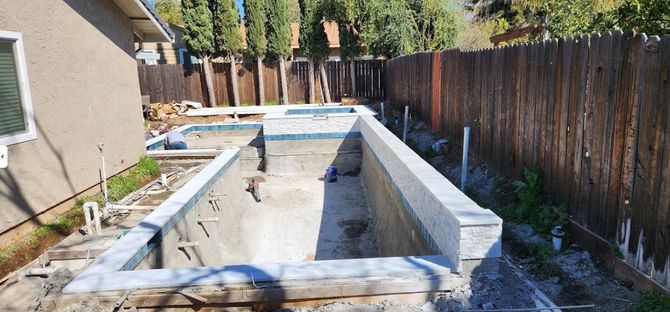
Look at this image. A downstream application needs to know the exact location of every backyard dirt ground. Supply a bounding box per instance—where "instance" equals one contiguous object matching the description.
[379,102,642,312]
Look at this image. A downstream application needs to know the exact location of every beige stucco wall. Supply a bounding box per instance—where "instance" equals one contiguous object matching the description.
[0,0,146,238]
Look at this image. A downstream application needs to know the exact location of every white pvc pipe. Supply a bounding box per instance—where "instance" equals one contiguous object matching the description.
[92,203,102,235]
[101,154,108,202]
[197,217,219,223]
[177,241,199,248]
[83,203,93,235]
[402,106,409,143]
[461,127,471,191]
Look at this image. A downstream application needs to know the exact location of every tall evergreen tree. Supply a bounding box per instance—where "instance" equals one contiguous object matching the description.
[182,0,216,106]
[244,0,268,105]
[267,0,293,105]
[299,0,332,103]
[324,0,364,97]
[212,0,244,107]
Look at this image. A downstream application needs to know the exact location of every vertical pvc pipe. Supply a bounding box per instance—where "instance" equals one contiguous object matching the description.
[91,202,102,235]
[101,154,108,202]
[83,204,93,235]
[402,106,409,143]
[381,102,385,120]
[461,127,470,191]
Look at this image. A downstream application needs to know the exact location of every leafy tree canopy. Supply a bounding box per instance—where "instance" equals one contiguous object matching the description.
[156,0,183,25]
[181,0,214,56]
[243,0,267,57]
[211,0,244,55]
[267,0,293,58]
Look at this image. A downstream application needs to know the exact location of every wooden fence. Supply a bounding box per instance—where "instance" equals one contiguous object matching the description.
[138,60,385,106]
[386,30,670,289]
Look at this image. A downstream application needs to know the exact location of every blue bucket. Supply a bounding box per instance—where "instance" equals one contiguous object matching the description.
[325,166,338,183]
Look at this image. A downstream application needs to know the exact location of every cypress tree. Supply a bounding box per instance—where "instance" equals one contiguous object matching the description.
[266,0,293,105]
[212,0,244,107]
[299,0,331,103]
[244,0,268,105]
[181,0,216,106]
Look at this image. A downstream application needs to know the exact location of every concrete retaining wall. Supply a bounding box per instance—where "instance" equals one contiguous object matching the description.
[359,115,502,273]
[262,107,368,176]
[137,154,248,269]
[361,143,433,256]
[71,149,243,279]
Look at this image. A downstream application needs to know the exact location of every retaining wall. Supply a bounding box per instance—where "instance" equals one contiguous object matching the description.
[359,115,502,272]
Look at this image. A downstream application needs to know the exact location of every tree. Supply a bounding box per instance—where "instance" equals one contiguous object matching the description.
[267,0,293,104]
[244,0,268,105]
[299,0,332,103]
[600,0,670,36]
[324,0,364,97]
[360,0,418,58]
[408,0,463,51]
[182,0,216,106]
[155,0,183,25]
[212,0,244,107]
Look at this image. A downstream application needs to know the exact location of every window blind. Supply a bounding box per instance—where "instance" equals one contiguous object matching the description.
[0,39,26,136]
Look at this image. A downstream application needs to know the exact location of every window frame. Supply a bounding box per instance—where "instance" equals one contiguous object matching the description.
[0,30,36,146]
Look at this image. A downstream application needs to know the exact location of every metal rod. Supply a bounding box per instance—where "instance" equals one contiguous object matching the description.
[461,127,470,191]
[402,106,409,143]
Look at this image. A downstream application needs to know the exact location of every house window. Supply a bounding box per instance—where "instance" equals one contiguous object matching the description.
[0,31,36,145]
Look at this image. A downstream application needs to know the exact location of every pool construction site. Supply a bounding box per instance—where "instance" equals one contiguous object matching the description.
[5,105,506,311]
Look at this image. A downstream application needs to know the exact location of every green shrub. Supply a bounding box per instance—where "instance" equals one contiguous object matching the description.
[513,168,543,220]
[108,175,139,201]
[74,193,105,209]
[130,156,160,180]
[634,292,670,312]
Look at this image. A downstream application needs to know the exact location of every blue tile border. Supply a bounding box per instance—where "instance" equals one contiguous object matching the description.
[285,107,355,115]
[362,140,444,256]
[146,123,263,150]
[120,152,239,271]
[265,132,361,141]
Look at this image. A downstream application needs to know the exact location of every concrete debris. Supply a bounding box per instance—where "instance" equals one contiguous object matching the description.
[42,267,73,295]
[553,248,600,286]
[57,299,105,312]
[506,223,550,248]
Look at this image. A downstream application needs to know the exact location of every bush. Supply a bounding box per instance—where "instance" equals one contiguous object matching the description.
[130,156,160,181]
[634,292,670,312]
[108,175,139,201]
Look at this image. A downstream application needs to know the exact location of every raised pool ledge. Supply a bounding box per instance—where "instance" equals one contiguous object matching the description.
[63,255,452,293]
[145,123,263,150]
[69,148,240,281]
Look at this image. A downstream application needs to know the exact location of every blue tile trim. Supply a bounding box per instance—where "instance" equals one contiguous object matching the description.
[265,132,361,141]
[145,124,263,150]
[362,140,443,256]
[120,152,239,271]
[285,107,355,115]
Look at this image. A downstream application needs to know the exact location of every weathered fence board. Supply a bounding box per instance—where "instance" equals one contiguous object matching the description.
[138,60,385,106]
[385,31,670,290]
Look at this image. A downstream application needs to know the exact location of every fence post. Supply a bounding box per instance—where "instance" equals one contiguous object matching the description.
[431,52,442,133]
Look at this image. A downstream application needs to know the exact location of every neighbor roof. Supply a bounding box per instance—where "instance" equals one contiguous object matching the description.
[114,0,175,42]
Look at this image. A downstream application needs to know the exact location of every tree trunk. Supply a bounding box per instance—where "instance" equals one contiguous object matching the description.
[229,53,240,107]
[319,61,332,103]
[278,55,289,105]
[201,55,216,107]
[256,56,265,106]
[541,14,550,40]
[350,60,357,98]
[307,58,316,104]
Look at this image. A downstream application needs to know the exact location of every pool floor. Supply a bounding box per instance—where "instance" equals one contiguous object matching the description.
[220,171,378,265]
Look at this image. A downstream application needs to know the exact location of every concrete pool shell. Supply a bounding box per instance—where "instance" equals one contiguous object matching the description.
[62,105,502,303]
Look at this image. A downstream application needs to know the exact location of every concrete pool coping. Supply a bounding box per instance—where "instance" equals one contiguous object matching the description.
[145,123,263,150]
[62,255,452,293]
[185,103,346,117]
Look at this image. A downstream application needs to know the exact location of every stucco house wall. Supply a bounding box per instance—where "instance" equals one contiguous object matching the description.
[0,0,148,241]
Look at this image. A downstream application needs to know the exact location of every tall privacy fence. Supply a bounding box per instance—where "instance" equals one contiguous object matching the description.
[138,60,385,106]
[386,30,670,288]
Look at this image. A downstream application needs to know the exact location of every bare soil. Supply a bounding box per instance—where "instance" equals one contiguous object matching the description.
[382,106,642,311]
[147,113,264,128]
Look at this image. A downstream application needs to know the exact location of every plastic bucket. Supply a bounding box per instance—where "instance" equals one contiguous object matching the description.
[325,166,338,183]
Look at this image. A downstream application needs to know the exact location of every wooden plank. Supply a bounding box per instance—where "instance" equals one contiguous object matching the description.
[543,39,558,198]
[629,35,662,274]
[47,249,105,261]
[491,48,503,172]
[653,35,670,286]
[554,38,576,204]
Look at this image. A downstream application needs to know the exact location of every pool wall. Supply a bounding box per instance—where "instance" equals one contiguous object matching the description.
[262,108,370,176]
[359,115,502,273]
